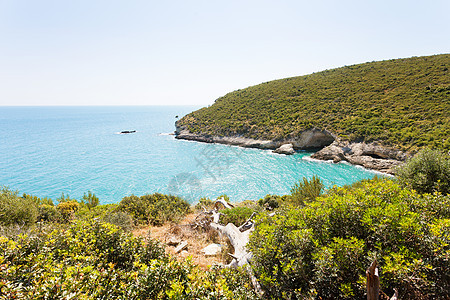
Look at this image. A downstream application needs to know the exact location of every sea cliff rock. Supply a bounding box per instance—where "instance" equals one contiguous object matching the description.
[311,140,409,174]
[175,124,407,174]
[273,143,295,155]
[175,125,335,150]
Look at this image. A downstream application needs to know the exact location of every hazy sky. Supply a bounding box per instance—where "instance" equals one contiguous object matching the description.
[0,0,449,106]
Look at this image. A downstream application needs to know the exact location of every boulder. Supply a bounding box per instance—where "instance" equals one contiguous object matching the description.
[273,143,295,155]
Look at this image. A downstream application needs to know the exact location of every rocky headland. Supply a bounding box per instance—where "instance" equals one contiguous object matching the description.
[175,124,408,174]
[311,140,409,174]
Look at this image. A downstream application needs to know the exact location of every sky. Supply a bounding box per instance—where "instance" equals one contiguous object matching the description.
[0,0,449,106]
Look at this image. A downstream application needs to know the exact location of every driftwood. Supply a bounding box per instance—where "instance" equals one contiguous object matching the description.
[366,260,399,300]
[191,198,262,295]
[367,260,380,300]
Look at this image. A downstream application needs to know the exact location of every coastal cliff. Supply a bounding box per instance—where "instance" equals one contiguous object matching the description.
[175,125,335,150]
[175,54,449,173]
[175,123,407,174]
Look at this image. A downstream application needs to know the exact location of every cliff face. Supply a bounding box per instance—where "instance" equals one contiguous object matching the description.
[175,124,407,174]
[175,125,335,150]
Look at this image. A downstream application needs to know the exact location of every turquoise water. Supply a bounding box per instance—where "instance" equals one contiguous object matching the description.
[0,106,381,204]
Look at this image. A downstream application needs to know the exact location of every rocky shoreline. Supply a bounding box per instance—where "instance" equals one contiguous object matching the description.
[311,140,409,174]
[175,125,409,174]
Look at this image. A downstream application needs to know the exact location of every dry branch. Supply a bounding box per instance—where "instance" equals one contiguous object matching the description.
[366,259,380,300]
[191,198,262,295]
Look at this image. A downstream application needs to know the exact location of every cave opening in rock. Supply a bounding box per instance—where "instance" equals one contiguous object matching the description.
[365,153,385,159]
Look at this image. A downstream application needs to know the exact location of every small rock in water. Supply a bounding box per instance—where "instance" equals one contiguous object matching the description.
[202,243,223,256]
[273,143,295,155]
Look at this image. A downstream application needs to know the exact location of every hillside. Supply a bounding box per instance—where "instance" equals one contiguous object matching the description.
[177,54,450,152]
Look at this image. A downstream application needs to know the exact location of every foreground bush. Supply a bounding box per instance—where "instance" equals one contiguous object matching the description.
[248,178,450,299]
[118,193,190,225]
[0,219,259,299]
[290,175,324,206]
[220,206,254,226]
[396,148,450,195]
[0,187,38,227]
[103,211,133,232]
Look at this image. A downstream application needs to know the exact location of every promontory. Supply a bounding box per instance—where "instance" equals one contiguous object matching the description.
[176,54,450,174]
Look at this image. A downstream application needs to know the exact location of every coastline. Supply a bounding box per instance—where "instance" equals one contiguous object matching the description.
[175,125,409,175]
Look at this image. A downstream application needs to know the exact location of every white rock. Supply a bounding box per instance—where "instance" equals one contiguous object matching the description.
[202,243,223,256]
[273,143,295,155]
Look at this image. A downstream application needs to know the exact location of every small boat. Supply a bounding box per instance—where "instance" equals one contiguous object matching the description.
[120,130,136,134]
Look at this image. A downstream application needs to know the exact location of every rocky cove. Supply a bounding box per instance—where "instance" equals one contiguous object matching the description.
[175,125,409,174]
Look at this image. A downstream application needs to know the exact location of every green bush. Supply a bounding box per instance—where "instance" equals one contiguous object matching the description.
[22,193,54,206]
[76,203,118,220]
[290,175,324,206]
[0,187,38,227]
[396,148,450,195]
[248,178,450,299]
[38,204,61,222]
[220,206,254,226]
[103,211,133,232]
[257,194,285,210]
[56,200,80,222]
[117,193,190,225]
[194,197,214,211]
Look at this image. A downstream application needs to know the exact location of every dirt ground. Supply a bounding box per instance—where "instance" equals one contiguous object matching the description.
[132,213,232,269]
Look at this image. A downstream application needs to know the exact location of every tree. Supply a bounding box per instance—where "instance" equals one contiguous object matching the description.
[290,175,324,206]
[82,191,99,209]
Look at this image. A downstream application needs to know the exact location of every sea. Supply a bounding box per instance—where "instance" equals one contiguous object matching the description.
[0,106,383,204]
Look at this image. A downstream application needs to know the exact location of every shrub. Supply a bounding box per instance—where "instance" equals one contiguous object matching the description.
[117,193,190,225]
[290,175,324,206]
[38,204,61,222]
[194,197,214,211]
[249,178,450,299]
[218,194,231,202]
[22,193,54,206]
[56,200,80,222]
[76,203,117,221]
[103,211,133,232]
[0,186,38,227]
[396,148,450,195]
[220,206,254,226]
[258,194,283,210]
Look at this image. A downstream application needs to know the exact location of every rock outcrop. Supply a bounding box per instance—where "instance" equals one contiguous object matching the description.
[175,124,408,174]
[273,143,295,155]
[175,125,335,150]
[311,140,409,174]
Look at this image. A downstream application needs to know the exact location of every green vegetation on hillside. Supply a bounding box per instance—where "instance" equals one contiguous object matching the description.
[178,54,450,152]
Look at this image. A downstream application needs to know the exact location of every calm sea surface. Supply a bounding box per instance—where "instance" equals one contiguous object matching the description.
[0,106,381,204]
